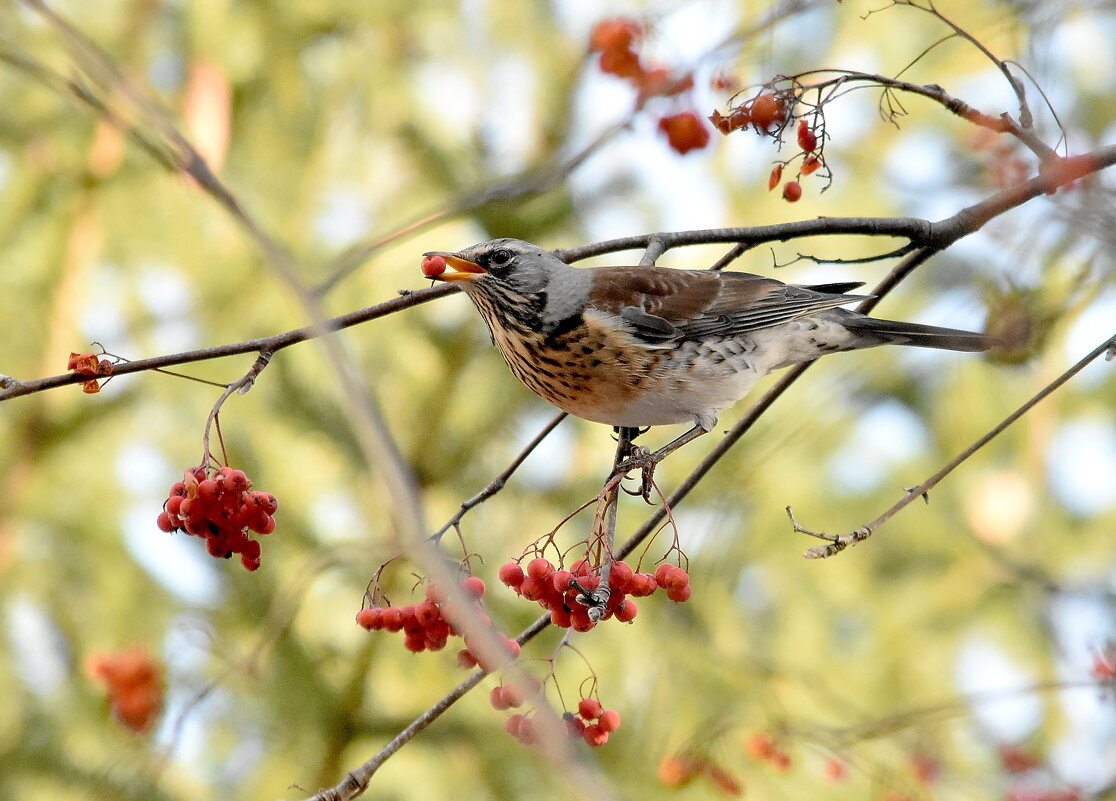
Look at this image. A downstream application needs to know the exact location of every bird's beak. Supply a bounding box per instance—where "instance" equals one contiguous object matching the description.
[423,251,486,282]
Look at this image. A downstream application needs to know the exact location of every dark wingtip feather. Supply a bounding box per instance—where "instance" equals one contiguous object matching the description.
[837,311,998,352]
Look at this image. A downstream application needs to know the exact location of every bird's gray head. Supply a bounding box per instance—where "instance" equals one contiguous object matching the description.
[422,238,589,331]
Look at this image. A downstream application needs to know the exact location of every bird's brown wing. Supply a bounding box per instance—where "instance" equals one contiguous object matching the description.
[587,267,869,343]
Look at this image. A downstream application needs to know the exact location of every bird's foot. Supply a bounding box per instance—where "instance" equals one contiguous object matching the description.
[614,445,658,502]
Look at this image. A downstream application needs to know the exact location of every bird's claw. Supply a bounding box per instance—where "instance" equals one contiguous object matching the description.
[615,446,658,502]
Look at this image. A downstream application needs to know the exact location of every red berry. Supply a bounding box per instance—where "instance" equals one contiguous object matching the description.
[456,649,478,669]
[782,180,802,202]
[415,600,441,627]
[589,17,641,53]
[796,119,818,152]
[655,564,689,591]
[749,93,787,131]
[420,254,446,277]
[505,713,526,737]
[583,724,609,747]
[526,557,553,580]
[490,686,511,710]
[657,112,711,155]
[570,610,596,633]
[240,555,261,571]
[550,569,574,593]
[498,562,525,588]
[616,598,638,622]
[666,583,692,602]
[565,715,586,738]
[569,559,592,577]
[608,561,634,592]
[501,683,526,708]
[156,511,176,532]
[381,608,403,632]
[460,576,486,598]
[356,608,382,630]
[550,607,572,628]
[578,698,603,720]
[597,47,642,80]
[598,709,621,732]
[197,479,220,505]
[403,632,426,652]
[628,573,658,596]
[744,732,777,759]
[519,576,546,602]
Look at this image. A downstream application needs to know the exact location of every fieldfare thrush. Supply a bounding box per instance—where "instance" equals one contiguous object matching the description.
[422,238,994,466]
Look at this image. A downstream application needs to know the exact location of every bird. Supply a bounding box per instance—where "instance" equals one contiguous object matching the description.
[421,237,994,463]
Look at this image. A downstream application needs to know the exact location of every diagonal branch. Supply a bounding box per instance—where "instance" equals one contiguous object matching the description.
[793,332,1116,558]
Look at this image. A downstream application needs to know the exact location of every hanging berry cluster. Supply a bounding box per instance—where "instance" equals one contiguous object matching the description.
[156,466,278,571]
[588,16,710,156]
[709,85,828,201]
[498,557,690,631]
[356,576,521,668]
[85,647,164,734]
[499,693,623,749]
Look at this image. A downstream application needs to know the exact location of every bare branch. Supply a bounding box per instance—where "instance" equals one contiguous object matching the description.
[798,332,1116,558]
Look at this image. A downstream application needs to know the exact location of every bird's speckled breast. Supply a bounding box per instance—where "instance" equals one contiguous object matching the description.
[475,301,765,427]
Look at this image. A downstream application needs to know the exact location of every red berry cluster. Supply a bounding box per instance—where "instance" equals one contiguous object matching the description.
[567,697,622,748]
[501,695,622,749]
[357,577,521,667]
[85,647,164,734]
[67,351,115,394]
[156,466,277,571]
[498,557,690,631]
[587,16,710,156]
[708,92,789,136]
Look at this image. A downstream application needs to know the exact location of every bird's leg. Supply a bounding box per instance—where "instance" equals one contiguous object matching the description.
[583,428,638,621]
[614,415,716,500]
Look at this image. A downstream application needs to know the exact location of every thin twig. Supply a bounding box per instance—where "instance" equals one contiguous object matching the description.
[795,333,1116,558]
[431,412,568,543]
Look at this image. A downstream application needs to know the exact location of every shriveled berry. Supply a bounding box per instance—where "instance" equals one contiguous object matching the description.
[797,119,818,152]
[768,163,783,191]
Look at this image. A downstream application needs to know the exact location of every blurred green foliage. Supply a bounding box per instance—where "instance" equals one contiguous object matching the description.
[1,1,1114,799]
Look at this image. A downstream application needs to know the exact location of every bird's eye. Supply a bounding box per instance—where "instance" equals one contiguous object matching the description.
[489,249,513,267]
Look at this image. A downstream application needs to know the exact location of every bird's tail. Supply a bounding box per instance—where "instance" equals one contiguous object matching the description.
[833,309,997,352]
